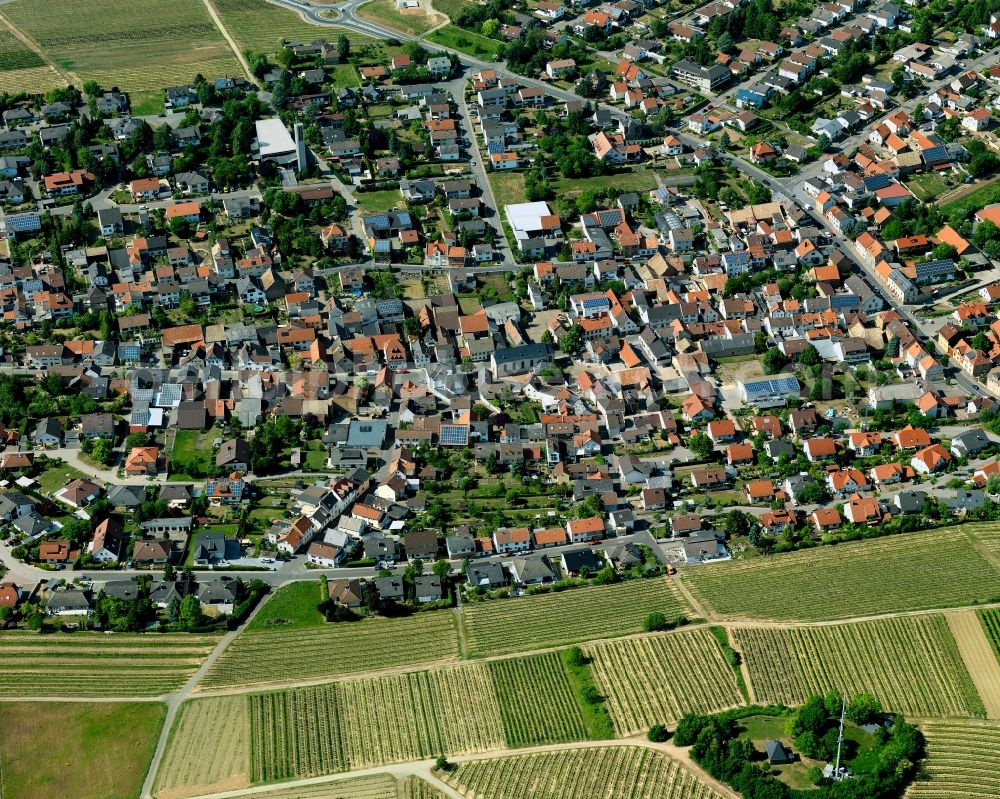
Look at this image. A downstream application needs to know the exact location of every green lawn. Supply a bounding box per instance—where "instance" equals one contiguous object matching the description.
[0,701,164,799]
[355,189,403,213]
[426,25,502,59]
[37,463,89,496]
[940,175,1000,218]
[169,429,214,480]
[130,90,165,116]
[304,449,329,470]
[248,507,284,523]
[906,171,953,203]
[328,64,360,89]
[247,580,326,630]
[428,0,468,20]
[554,169,658,197]
[489,171,527,209]
[478,273,513,302]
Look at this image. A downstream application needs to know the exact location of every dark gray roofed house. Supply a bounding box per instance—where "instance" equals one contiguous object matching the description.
[373,575,405,602]
[46,588,92,616]
[490,343,555,377]
[561,548,603,576]
[466,561,506,589]
[107,484,147,509]
[33,417,62,446]
[404,529,439,561]
[950,428,991,459]
[192,531,227,565]
[414,575,444,603]
[159,484,192,506]
[446,533,475,558]
[80,413,115,439]
[509,555,556,585]
[216,438,250,471]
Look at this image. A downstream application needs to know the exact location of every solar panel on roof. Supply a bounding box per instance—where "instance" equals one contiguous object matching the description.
[155,384,182,407]
[743,377,799,395]
[439,424,469,446]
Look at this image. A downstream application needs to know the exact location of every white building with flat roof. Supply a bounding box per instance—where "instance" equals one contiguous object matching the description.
[255,118,298,166]
[505,201,562,249]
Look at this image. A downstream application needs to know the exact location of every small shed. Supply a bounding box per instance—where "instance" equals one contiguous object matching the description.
[765,740,792,765]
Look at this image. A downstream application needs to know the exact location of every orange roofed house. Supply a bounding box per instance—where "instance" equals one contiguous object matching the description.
[124,446,161,477]
[566,516,605,543]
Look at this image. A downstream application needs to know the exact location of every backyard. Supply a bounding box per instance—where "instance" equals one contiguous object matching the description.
[169,429,216,480]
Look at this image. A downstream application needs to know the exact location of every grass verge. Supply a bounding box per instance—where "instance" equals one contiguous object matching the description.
[561,646,615,740]
[709,625,750,703]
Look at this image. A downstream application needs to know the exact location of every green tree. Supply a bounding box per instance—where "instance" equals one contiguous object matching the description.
[973,220,999,249]
[178,594,205,632]
[847,692,882,725]
[689,431,713,460]
[559,324,584,355]
[762,347,786,374]
[643,611,668,632]
[432,559,451,581]
[167,595,181,624]
[722,510,752,538]
[798,345,820,367]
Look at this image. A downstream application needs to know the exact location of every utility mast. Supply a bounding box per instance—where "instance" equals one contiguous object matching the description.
[833,696,847,781]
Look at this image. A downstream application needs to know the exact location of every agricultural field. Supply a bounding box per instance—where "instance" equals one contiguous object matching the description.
[489,652,587,747]
[3,0,244,91]
[0,632,218,697]
[0,23,65,94]
[949,610,1000,719]
[906,719,1000,799]
[682,527,1000,621]
[586,628,745,736]
[250,684,343,783]
[460,578,690,657]
[979,608,1000,659]
[335,665,504,770]
[402,776,449,799]
[211,0,374,56]
[0,29,44,70]
[0,701,164,799]
[975,523,1000,561]
[154,696,250,799]
[201,611,460,688]
[249,664,505,780]
[441,746,724,799]
[224,775,399,799]
[0,63,64,93]
[732,614,985,718]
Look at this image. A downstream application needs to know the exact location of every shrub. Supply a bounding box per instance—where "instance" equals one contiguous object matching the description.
[673,713,709,746]
[565,646,588,667]
[647,724,671,742]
